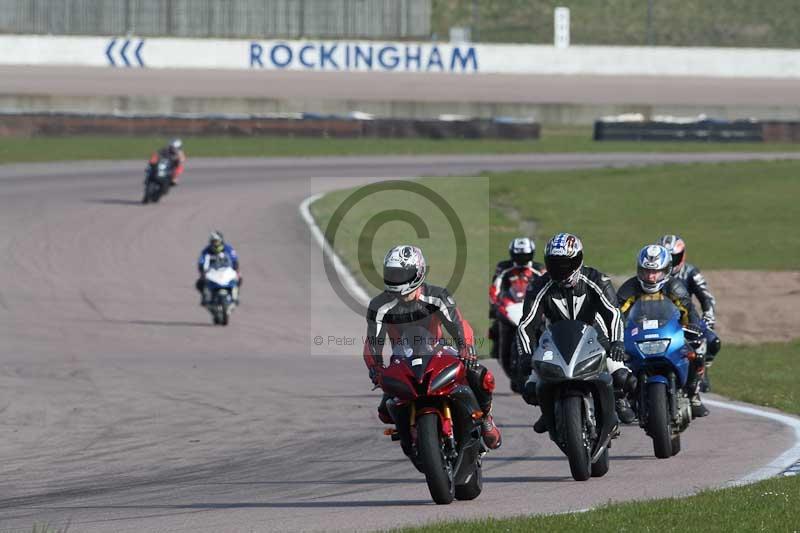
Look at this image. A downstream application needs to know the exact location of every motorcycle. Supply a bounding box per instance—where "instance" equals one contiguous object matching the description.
[494,274,530,392]
[623,296,694,459]
[381,328,486,505]
[530,320,617,481]
[202,256,239,326]
[142,156,175,204]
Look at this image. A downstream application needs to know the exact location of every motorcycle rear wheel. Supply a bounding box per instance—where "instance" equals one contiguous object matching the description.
[416,413,454,504]
[647,383,673,459]
[563,395,591,481]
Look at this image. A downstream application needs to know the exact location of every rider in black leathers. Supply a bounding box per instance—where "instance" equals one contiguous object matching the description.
[659,234,721,392]
[516,233,631,433]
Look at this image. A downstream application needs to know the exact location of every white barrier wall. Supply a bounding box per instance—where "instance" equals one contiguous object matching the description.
[2,34,800,78]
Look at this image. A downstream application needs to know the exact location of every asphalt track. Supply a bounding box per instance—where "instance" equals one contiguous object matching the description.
[3,66,800,105]
[0,153,799,532]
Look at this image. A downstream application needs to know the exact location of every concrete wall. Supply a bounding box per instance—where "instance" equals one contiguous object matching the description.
[3,34,800,77]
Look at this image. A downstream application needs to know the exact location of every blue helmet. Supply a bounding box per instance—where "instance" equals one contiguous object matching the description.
[637,244,672,294]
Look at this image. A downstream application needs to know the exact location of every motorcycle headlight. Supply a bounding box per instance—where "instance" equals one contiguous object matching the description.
[429,362,460,393]
[574,353,604,376]
[637,339,670,356]
[533,361,564,379]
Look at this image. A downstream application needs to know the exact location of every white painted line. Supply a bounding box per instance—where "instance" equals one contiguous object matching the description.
[298,192,370,306]
[705,398,800,483]
[300,189,800,486]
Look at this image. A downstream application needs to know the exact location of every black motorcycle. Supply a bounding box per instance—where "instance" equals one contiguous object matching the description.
[530,320,617,481]
[142,156,175,204]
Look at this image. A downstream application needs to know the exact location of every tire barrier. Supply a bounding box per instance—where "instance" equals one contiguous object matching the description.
[0,112,540,140]
[593,118,764,142]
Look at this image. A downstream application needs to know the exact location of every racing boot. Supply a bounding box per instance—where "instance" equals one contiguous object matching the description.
[480,410,502,449]
[200,288,211,307]
[691,393,710,418]
[533,414,548,434]
[615,397,637,424]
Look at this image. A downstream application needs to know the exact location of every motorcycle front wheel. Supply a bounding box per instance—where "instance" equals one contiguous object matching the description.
[563,395,591,481]
[416,412,454,504]
[647,383,672,459]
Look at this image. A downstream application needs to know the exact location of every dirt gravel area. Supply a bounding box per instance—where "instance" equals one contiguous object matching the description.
[706,271,800,344]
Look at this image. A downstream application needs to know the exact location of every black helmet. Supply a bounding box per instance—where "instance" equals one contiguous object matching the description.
[508,237,535,266]
[544,232,584,287]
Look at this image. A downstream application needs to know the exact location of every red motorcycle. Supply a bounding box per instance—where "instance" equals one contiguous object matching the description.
[381,329,486,505]
[495,273,534,391]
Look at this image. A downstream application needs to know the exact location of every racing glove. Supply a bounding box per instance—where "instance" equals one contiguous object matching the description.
[702,313,715,330]
[609,341,627,362]
[368,366,383,388]
[460,346,478,369]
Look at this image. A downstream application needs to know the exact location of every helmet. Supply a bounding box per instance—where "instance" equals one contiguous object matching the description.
[383,245,426,295]
[170,138,183,152]
[659,234,686,275]
[544,233,584,287]
[509,237,535,266]
[209,230,224,254]
[637,244,672,294]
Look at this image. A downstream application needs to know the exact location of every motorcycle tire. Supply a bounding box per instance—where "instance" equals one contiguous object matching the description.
[221,308,230,326]
[647,383,672,459]
[416,412,454,505]
[563,395,591,481]
[454,464,482,501]
[590,447,609,477]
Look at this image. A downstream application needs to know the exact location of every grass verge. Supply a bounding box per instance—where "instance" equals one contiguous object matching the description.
[394,473,800,532]
[712,340,800,416]
[1,130,799,164]
[310,160,800,338]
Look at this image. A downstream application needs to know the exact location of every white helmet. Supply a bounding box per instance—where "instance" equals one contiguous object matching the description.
[509,237,535,266]
[170,138,183,151]
[383,245,426,295]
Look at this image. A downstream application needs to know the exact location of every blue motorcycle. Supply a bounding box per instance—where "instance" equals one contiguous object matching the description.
[623,297,693,458]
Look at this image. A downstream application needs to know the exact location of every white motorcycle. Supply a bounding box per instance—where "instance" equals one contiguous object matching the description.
[203,260,239,326]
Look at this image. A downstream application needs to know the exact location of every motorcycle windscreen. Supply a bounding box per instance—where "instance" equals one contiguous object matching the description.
[547,320,587,365]
[392,326,437,383]
[627,298,680,330]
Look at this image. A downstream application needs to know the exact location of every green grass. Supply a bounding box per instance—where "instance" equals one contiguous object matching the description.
[432,0,800,48]
[712,340,800,416]
[394,473,800,533]
[311,161,800,340]
[1,131,798,164]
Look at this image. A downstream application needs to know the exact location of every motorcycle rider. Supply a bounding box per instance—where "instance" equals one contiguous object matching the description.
[488,238,545,359]
[517,233,631,434]
[659,234,721,391]
[148,138,186,186]
[617,244,710,417]
[196,231,241,306]
[364,245,502,450]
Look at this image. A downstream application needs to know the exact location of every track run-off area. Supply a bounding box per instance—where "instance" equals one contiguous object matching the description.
[0,153,799,532]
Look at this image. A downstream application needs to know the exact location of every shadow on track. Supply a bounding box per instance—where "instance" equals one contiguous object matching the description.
[85,198,143,206]
[124,320,211,328]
